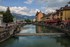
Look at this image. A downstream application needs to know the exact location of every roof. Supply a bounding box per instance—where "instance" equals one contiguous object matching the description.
[36,11,43,16]
[63,7,70,10]
[60,5,70,10]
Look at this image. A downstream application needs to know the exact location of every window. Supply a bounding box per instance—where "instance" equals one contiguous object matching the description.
[60,12,63,16]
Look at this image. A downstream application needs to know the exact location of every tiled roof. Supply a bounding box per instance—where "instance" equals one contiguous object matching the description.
[60,5,70,10]
[63,6,70,10]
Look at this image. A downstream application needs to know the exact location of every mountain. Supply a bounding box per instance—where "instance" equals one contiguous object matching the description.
[12,13,35,20]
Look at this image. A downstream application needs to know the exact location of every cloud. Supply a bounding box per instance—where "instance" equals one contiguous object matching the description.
[45,8,56,13]
[47,0,70,7]
[41,7,58,13]
[0,0,70,16]
[10,6,38,16]
[0,6,7,11]
[40,0,70,14]
[36,0,48,4]
[0,6,39,16]
[29,9,40,15]
[24,0,33,4]
[36,0,70,8]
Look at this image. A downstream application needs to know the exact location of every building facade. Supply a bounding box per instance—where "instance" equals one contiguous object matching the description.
[36,11,44,22]
[48,5,70,21]
[0,14,3,26]
[56,5,70,21]
[35,5,70,23]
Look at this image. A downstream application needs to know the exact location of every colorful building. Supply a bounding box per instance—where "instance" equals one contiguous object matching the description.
[48,5,70,21]
[56,5,70,21]
[35,4,70,23]
[61,5,70,20]
[0,14,3,26]
[36,11,44,22]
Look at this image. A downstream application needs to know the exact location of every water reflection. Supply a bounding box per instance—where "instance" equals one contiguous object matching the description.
[36,25,61,33]
[0,25,70,47]
[0,38,19,47]
[20,25,36,33]
[55,37,70,47]
[36,26,43,33]
[20,24,61,33]
[0,36,70,47]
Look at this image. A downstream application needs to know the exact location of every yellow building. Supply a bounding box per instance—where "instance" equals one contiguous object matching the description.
[36,5,70,22]
[58,5,70,21]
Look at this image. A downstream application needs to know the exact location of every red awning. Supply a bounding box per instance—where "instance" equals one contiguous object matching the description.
[63,20,70,22]
[46,20,57,23]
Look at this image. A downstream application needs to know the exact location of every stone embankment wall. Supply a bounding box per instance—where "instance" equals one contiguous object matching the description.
[0,30,10,42]
[0,24,21,43]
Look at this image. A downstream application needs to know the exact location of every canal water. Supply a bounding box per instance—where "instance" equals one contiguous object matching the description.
[0,24,70,47]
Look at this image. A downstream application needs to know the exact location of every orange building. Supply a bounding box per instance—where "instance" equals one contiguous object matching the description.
[36,11,44,22]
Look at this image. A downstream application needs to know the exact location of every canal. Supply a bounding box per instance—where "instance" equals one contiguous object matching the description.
[0,24,70,47]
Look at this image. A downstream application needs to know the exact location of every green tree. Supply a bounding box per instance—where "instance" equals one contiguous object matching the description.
[0,11,4,14]
[3,7,13,23]
[24,19,31,23]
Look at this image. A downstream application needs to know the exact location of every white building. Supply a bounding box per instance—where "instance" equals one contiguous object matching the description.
[0,14,3,26]
[13,17,17,23]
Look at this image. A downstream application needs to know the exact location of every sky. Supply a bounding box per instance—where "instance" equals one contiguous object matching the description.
[0,0,70,16]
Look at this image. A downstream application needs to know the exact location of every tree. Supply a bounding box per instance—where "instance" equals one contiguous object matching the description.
[24,19,31,23]
[3,7,13,23]
[0,11,4,14]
